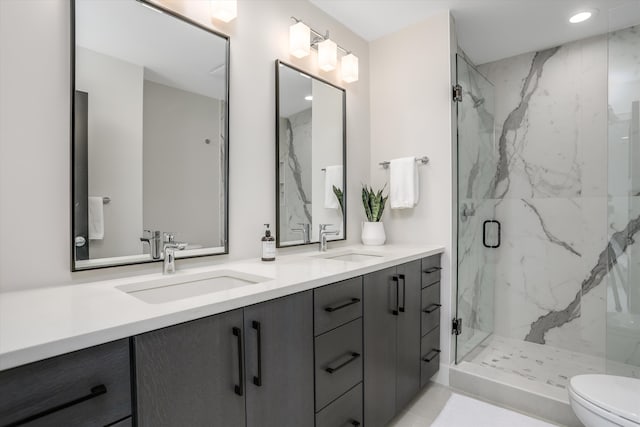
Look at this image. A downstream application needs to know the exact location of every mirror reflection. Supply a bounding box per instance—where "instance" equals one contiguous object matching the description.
[276,61,346,247]
[73,0,229,270]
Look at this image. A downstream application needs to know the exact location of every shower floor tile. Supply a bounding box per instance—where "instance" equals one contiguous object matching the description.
[466,335,640,392]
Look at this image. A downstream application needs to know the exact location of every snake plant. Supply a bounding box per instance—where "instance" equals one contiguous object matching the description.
[332,185,344,212]
[362,185,388,222]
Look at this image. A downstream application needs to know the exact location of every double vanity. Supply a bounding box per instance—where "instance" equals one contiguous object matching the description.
[0,1,444,426]
[0,245,443,426]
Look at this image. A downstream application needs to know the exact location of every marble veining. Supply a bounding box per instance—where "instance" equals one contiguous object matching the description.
[279,109,313,242]
[521,199,581,258]
[458,32,617,358]
[457,26,640,363]
[490,47,560,199]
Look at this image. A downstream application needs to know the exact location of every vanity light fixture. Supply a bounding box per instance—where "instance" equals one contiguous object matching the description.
[290,21,311,58]
[318,37,338,71]
[211,0,237,23]
[341,53,359,84]
[569,9,597,23]
[289,16,359,83]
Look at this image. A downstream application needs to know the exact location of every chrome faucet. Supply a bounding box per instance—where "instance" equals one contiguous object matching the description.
[140,230,162,259]
[162,232,187,274]
[291,223,311,244]
[319,224,339,252]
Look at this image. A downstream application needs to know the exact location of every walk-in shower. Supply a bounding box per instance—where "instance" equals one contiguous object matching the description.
[453,7,640,422]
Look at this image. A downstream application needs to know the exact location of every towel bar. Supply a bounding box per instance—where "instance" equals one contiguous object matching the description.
[379,156,429,169]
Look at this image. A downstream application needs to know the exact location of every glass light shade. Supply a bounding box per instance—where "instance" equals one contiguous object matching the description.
[289,22,310,58]
[341,53,359,83]
[211,0,237,23]
[318,38,337,72]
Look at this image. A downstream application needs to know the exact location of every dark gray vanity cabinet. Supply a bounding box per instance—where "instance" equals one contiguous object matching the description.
[244,291,314,427]
[134,291,314,427]
[395,260,423,410]
[313,277,364,427]
[363,259,425,427]
[420,254,442,387]
[133,309,245,427]
[0,339,131,427]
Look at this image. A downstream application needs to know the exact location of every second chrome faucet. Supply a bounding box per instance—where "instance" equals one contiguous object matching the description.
[319,224,339,252]
[140,231,186,274]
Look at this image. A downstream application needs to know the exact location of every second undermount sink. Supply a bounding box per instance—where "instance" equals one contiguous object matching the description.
[117,270,271,304]
[313,250,384,263]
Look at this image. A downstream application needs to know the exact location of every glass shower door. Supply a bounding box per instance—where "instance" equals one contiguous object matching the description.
[455,55,497,363]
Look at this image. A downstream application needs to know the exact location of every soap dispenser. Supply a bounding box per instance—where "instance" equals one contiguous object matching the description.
[261,224,276,261]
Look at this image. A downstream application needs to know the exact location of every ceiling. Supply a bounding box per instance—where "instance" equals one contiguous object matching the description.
[309,0,640,64]
[278,63,313,117]
[76,0,227,99]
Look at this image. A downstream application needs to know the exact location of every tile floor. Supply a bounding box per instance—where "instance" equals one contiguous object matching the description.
[389,382,561,426]
[468,335,640,392]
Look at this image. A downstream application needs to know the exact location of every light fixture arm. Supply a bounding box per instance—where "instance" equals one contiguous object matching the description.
[291,16,352,55]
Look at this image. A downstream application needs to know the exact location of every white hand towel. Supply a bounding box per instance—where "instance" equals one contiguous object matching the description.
[88,196,104,240]
[390,157,419,209]
[324,165,343,209]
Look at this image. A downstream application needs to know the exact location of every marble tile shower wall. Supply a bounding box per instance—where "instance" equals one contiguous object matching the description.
[606,25,640,367]
[279,110,313,243]
[476,34,610,357]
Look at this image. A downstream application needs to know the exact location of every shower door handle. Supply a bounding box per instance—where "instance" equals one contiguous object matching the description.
[482,220,501,248]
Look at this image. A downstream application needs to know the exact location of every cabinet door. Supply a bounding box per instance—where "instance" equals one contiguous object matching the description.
[395,259,422,411]
[363,266,398,427]
[134,309,245,427]
[244,291,314,427]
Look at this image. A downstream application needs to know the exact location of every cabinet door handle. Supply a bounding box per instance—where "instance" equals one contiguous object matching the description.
[349,420,361,426]
[392,275,399,315]
[325,352,361,374]
[399,274,406,313]
[232,327,244,396]
[422,349,441,363]
[4,384,107,427]
[423,266,442,274]
[252,320,263,387]
[423,303,442,313]
[325,298,360,312]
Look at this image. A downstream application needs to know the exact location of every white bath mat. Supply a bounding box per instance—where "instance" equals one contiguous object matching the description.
[431,393,556,427]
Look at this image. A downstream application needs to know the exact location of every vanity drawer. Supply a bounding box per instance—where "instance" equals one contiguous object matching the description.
[314,277,363,336]
[421,282,441,335]
[420,327,441,387]
[0,339,131,427]
[315,383,363,427]
[421,255,442,288]
[315,318,363,410]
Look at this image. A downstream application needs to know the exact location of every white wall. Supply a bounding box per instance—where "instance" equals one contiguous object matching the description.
[143,80,222,249]
[76,47,144,259]
[0,0,370,291]
[369,10,455,384]
[311,79,344,240]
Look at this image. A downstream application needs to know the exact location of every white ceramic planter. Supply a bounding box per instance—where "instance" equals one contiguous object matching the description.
[361,221,386,246]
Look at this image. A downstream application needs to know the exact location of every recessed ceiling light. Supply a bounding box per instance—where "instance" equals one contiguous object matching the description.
[304,95,313,101]
[569,10,596,24]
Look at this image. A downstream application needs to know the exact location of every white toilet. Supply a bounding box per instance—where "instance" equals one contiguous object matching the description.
[569,375,640,427]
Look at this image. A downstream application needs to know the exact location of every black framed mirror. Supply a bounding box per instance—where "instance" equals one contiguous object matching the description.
[71,0,229,270]
[275,60,346,247]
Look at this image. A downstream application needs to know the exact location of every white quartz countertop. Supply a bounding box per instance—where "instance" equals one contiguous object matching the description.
[0,244,444,371]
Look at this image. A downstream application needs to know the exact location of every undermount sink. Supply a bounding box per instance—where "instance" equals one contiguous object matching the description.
[313,250,383,263]
[117,270,271,304]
